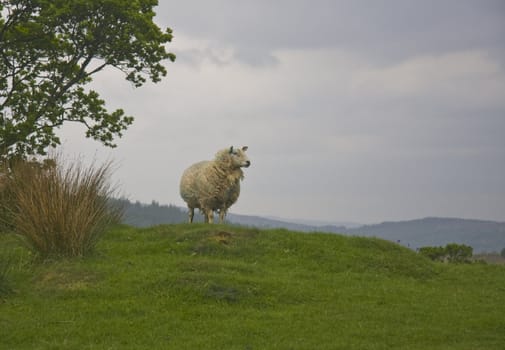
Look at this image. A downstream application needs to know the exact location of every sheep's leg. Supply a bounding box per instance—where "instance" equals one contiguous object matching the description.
[206,209,214,224]
[188,207,194,223]
[202,209,209,223]
[219,209,226,224]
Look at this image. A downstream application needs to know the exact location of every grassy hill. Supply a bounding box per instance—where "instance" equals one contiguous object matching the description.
[115,199,505,253]
[1,224,504,349]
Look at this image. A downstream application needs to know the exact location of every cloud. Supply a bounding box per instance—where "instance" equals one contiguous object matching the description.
[55,2,505,223]
[351,51,505,105]
[160,0,505,65]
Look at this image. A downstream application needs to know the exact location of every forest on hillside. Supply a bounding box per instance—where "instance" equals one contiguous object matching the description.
[114,199,190,227]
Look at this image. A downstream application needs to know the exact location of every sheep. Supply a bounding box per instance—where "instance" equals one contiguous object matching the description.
[179,146,251,224]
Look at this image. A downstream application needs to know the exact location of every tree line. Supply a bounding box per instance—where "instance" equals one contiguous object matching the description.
[114,198,203,227]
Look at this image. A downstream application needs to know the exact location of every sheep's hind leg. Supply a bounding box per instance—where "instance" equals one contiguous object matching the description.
[219,209,226,224]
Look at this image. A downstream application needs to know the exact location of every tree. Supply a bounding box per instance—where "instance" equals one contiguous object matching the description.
[0,0,175,159]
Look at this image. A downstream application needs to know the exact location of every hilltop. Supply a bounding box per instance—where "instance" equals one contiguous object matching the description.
[116,199,505,253]
[1,224,504,349]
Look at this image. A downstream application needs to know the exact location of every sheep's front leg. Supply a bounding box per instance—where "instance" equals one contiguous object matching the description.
[188,207,194,223]
[205,209,214,224]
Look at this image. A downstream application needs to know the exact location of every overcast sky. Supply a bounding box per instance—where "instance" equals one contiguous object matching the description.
[59,0,505,225]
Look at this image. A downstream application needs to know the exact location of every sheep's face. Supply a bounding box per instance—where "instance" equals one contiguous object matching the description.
[228,146,251,168]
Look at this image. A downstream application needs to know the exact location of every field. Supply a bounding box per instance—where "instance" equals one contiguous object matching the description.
[1,224,504,349]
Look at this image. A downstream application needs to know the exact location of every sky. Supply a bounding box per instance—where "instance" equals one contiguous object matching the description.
[58,0,505,225]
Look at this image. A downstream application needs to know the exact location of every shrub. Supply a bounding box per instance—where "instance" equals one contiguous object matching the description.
[3,156,122,258]
[445,243,473,263]
[418,246,446,262]
[419,243,473,263]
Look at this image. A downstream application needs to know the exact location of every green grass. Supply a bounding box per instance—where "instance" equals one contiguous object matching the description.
[1,224,504,349]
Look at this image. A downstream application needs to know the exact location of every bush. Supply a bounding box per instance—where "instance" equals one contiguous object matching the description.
[3,156,122,258]
[445,243,473,263]
[419,243,473,263]
[418,246,446,262]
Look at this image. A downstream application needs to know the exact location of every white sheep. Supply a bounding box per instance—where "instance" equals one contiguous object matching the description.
[180,146,251,223]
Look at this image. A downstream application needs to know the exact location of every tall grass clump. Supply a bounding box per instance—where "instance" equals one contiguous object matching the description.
[5,156,122,258]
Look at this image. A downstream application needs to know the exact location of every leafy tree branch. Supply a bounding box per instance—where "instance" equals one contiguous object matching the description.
[0,0,175,159]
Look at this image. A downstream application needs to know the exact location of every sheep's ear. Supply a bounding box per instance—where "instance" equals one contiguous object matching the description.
[229,146,234,154]
[242,146,248,151]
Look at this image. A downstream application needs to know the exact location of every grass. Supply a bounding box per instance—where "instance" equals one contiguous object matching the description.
[1,224,504,349]
[0,252,12,297]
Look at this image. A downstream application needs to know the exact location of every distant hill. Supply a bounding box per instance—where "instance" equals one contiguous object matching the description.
[115,198,327,230]
[227,212,349,232]
[116,199,341,231]
[228,214,505,253]
[117,199,505,253]
[341,217,505,253]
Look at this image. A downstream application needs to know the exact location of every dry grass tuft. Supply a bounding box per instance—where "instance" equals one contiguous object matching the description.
[4,156,122,258]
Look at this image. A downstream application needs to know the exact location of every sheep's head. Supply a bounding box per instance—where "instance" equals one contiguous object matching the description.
[216,146,251,169]
[230,146,251,168]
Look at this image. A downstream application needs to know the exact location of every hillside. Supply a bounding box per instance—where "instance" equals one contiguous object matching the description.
[117,199,505,253]
[1,224,505,349]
